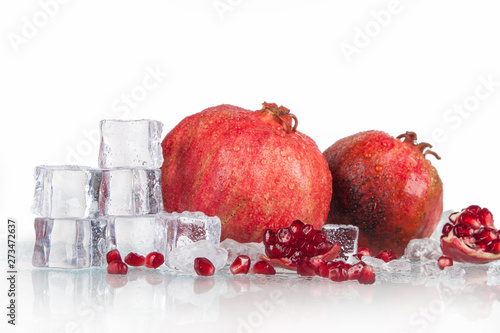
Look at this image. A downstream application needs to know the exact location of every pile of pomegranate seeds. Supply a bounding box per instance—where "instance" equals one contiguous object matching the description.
[442,205,499,253]
[375,249,398,263]
[105,249,164,275]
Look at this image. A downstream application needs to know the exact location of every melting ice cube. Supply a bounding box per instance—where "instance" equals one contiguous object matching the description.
[322,224,359,259]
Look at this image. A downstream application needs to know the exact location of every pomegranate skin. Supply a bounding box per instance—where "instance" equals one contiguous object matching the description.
[161,104,332,243]
[323,130,443,256]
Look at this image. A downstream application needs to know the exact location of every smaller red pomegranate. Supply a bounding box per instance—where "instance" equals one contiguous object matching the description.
[324,130,443,256]
[440,205,500,264]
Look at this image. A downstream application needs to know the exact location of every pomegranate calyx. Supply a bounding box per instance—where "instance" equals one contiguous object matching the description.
[260,102,298,133]
[396,131,441,160]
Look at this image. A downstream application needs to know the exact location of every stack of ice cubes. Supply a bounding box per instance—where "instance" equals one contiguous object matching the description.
[32,119,224,272]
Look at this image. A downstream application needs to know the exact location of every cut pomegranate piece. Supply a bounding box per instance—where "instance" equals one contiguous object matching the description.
[441,205,500,264]
[260,220,341,271]
[144,251,165,269]
[107,260,128,275]
[358,265,376,285]
[252,261,276,275]
[375,249,398,263]
[297,260,316,276]
[106,249,122,264]
[124,252,145,267]
[437,256,453,270]
[347,262,366,280]
[230,255,251,275]
[194,257,215,276]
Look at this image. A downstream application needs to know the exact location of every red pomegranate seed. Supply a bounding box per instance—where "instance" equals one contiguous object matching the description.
[252,261,276,275]
[276,228,294,245]
[453,224,474,238]
[107,260,128,275]
[458,212,482,230]
[487,239,500,254]
[479,208,494,228]
[263,229,277,246]
[375,249,398,263]
[281,245,297,258]
[347,262,366,280]
[315,241,334,256]
[442,223,454,236]
[297,260,316,276]
[305,230,320,242]
[329,266,348,282]
[462,236,476,249]
[437,256,453,270]
[465,205,482,215]
[317,261,334,278]
[194,257,215,276]
[358,265,376,285]
[290,220,304,237]
[302,224,315,238]
[230,255,251,275]
[289,250,304,264]
[124,252,145,267]
[357,247,372,256]
[265,244,282,259]
[312,232,327,245]
[475,227,499,244]
[301,242,316,257]
[144,251,164,269]
[106,249,122,264]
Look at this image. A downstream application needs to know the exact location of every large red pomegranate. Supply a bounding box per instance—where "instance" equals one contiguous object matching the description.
[160,103,332,243]
[323,130,443,256]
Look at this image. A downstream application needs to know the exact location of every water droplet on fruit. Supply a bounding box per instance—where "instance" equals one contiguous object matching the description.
[280,151,287,157]
[233,145,240,152]
[288,183,295,189]
[364,151,372,158]
[261,159,266,165]
[386,173,393,179]
[288,156,293,162]
[295,154,301,160]
[375,165,383,172]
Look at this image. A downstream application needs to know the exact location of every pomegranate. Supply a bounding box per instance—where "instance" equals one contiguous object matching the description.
[194,257,215,276]
[107,260,128,275]
[106,249,122,264]
[440,205,500,264]
[260,220,341,270]
[230,255,251,275]
[144,251,164,269]
[161,103,332,243]
[438,256,453,270]
[124,252,145,267]
[323,130,443,256]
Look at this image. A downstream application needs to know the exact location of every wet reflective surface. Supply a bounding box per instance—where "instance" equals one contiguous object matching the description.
[4,242,500,333]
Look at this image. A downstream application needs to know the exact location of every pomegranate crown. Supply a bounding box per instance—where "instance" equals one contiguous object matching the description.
[397,131,441,160]
[260,102,298,134]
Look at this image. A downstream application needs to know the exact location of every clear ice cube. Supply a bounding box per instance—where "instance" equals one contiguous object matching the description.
[220,238,265,265]
[98,119,163,169]
[403,238,442,261]
[383,259,412,273]
[322,224,359,259]
[169,240,228,274]
[32,165,102,218]
[32,217,110,268]
[107,215,159,257]
[99,168,163,216]
[155,211,221,268]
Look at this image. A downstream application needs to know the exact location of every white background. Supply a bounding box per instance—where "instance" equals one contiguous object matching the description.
[0,1,500,332]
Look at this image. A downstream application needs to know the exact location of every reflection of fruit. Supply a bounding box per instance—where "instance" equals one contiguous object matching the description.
[323,130,443,256]
[194,257,215,276]
[161,103,332,243]
[441,205,500,264]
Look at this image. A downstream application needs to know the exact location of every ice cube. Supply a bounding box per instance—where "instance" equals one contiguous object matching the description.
[106,215,159,257]
[361,256,386,273]
[155,211,221,268]
[169,240,228,274]
[322,224,358,259]
[220,238,265,265]
[403,238,442,261]
[383,259,411,273]
[487,266,500,286]
[430,210,455,241]
[98,119,163,169]
[99,168,163,216]
[32,217,110,268]
[32,166,102,218]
